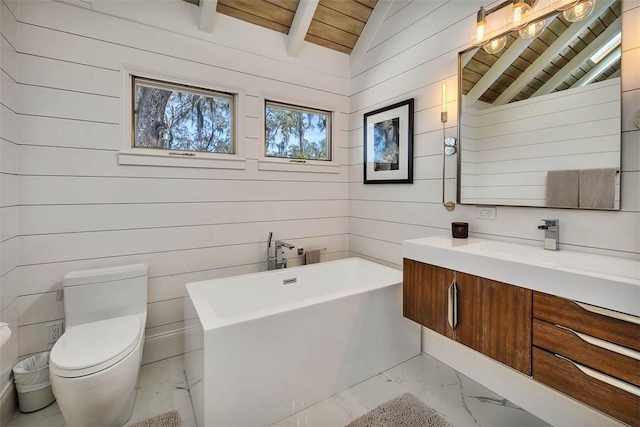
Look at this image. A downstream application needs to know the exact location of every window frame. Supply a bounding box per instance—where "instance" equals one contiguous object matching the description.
[260,97,340,174]
[119,65,245,169]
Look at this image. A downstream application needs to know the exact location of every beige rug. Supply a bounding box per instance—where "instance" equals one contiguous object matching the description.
[129,410,181,427]
[346,393,453,427]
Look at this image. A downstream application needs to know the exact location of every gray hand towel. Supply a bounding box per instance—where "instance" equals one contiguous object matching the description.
[305,249,321,265]
[546,170,580,208]
[579,168,616,209]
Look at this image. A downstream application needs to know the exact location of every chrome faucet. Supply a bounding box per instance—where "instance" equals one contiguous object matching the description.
[538,219,559,251]
[267,232,295,270]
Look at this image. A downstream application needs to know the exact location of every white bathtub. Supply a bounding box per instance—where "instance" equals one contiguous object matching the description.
[184,258,420,427]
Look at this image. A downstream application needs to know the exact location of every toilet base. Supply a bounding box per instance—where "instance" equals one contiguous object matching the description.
[51,336,143,427]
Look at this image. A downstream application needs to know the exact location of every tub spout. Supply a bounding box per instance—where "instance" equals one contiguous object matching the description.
[276,240,295,250]
[268,238,295,270]
[275,240,295,269]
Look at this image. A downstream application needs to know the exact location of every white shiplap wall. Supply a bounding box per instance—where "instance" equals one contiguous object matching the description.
[460,79,621,206]
[348,0,640,268]
[0,0,20,417]
[2,0,350,377]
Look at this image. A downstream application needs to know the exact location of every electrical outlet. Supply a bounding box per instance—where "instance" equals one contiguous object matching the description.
[47,321,63,345]
[476,206,497,220]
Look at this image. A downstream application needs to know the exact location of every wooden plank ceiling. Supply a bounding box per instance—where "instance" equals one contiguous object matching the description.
[462,0,621,105]
[184,0,376,54]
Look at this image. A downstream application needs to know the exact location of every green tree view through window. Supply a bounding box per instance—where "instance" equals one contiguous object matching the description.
[265,102,331,161]
[133,77,234,154]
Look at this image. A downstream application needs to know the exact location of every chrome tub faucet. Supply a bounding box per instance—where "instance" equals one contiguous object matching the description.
[538,219,560,251]
[267,232,295,270]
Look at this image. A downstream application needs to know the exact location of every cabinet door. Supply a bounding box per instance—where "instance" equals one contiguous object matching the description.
[455,273,532,375]
[403,259,453,337]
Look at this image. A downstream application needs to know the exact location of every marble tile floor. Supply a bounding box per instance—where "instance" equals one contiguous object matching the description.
[270,354,549,427]
[8,355,196,427]
[8,353,548,427]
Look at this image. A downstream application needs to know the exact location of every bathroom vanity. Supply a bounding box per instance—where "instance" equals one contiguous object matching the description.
[403,236,639,426]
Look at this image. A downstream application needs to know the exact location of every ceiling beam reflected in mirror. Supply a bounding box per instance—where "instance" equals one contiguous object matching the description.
[533,15,621,97]
[492,0,616,106]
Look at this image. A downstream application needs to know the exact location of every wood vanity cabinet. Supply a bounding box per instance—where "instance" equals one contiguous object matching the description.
[402,259,532,375]
[532,291,640,426]
[403,258,640,425]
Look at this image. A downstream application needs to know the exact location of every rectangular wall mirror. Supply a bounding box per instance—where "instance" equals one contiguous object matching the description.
[458,0,621,210]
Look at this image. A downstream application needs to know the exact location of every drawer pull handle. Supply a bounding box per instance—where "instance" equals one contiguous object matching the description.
[447,274,458,330]
[557,325,640,361]
[574,301,640,326]
[556,355,640,397]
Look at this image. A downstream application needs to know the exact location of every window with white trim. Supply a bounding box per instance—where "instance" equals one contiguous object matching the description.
[132,77,235,155]
[265,101,331,161]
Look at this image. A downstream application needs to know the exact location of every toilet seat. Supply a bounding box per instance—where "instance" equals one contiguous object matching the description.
[50,315,143,378]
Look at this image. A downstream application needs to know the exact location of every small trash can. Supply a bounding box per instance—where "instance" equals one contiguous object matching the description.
[12,351,56,413]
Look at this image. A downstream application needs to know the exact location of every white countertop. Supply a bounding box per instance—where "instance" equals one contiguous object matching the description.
[403,236,640,317]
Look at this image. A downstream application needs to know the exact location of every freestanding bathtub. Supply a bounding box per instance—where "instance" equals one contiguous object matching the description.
[184,257,420,426]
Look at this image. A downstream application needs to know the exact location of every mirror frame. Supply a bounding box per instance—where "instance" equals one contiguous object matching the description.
[456,6,622,210]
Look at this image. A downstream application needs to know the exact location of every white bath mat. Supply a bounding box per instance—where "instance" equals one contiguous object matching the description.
[346,393,453,427]
[128,410,181,427]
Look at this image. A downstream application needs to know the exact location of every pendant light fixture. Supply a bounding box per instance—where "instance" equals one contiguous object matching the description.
[471,0,546,55]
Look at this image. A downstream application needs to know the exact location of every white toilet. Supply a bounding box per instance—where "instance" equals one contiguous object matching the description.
[49,264,148,427]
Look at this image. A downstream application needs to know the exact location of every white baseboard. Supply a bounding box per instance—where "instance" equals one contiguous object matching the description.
[142,327,185,365]
[421,327,623,426]
[0,382,17,427]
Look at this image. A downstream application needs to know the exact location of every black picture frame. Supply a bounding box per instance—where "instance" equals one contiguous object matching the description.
[363,99,414,184]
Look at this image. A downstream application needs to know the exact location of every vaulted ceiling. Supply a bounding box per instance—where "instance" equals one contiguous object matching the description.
[184,0,377,55]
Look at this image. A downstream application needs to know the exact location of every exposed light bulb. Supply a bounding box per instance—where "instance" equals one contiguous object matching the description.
[483,36,508,54]
[519,19,545,39]
[562,0,595,22]
[441,82,447,114]
[441,82,447,123]
[477,21,486,42]
[472,7,491,46]
[472,20,490,46]
[511,1,532,29]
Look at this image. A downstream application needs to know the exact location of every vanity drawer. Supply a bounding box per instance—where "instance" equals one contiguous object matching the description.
[533,347,640,426]
[533,292,640,351]
[533,318,640,387]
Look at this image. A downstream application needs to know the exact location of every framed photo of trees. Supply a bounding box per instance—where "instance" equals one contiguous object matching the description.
[363,99,414,184]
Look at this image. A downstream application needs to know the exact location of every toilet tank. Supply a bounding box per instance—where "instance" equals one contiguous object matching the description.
[63,264,148,328]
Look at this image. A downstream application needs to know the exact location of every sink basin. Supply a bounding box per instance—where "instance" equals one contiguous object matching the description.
[454,238,639,282]
[403,236,640,316]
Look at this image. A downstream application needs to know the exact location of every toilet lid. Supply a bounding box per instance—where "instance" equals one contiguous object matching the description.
[50,315,143,378]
